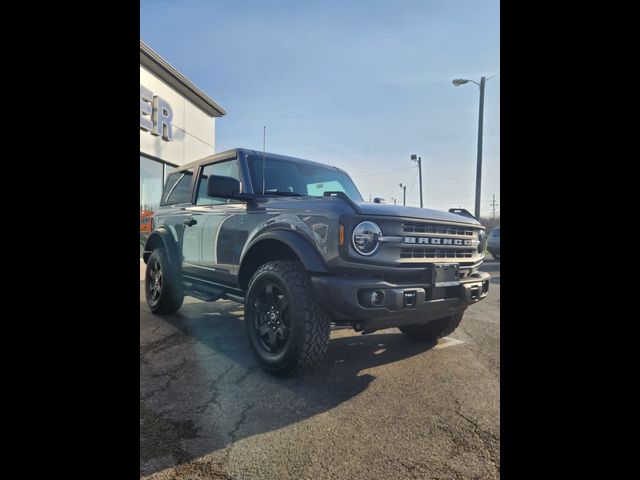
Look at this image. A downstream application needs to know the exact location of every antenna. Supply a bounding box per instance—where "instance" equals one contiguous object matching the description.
[262,126,266,194]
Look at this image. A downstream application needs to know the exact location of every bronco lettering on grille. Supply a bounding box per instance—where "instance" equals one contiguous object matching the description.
[403,237,472,246]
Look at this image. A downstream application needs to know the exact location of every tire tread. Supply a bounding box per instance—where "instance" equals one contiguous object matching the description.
[247,260,330,374]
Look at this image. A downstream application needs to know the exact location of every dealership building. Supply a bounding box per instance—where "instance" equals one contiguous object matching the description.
[140,40,226,253]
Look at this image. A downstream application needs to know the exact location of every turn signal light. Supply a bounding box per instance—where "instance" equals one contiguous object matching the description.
[339,224,345,246]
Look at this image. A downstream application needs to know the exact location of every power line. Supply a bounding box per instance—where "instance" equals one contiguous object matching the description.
[353,165,415,178]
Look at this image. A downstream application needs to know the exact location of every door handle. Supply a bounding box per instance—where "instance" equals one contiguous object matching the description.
[183,217,197,227]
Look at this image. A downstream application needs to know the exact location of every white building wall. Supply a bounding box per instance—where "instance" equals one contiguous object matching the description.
[140,65,215,166]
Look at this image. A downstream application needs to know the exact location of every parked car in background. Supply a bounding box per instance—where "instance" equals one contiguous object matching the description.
[487,226,500,259]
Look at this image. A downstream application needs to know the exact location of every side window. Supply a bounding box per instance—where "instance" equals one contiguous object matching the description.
[196,159,241,205]
[161,168,194,205]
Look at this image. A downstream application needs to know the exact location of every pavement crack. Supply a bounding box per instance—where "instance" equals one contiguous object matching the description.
[193,364,235,414]
[140,331,188,355]
[228,402,254,442]
[217,363,235,382]
[234,366,259,385]
[453,406,500,473]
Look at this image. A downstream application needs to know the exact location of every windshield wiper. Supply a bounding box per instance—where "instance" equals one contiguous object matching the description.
[263,191,303,197]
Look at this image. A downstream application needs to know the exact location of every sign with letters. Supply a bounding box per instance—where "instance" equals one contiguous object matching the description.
[140,85,173,141]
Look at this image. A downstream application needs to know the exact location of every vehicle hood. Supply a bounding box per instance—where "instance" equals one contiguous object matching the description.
[355,202,481,226]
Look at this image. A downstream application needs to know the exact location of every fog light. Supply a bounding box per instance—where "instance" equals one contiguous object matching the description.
[371,290,384,306]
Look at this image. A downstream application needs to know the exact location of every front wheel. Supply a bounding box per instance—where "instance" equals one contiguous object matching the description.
[399,313,464,342]
[245,260,331,375]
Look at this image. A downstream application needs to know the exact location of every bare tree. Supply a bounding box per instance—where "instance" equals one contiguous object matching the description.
[479,216,500,232]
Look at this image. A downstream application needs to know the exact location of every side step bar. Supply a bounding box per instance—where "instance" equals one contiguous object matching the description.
[182,280,244,304]
[182,281,224,302]
[223,293,245,304]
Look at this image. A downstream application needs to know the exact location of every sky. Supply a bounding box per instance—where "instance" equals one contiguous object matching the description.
[141,0,500,217]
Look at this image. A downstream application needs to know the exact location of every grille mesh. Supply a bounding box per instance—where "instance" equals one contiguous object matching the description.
[400,247,475,259]
[403,221,474,236]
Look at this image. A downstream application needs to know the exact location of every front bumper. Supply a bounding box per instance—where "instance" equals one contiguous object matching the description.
[311,271,490,332]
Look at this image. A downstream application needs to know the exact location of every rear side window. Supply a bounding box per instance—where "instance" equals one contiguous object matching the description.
[161,168,194,205]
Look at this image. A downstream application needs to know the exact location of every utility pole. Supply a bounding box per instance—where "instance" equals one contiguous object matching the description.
[369,193,372,202]
[410,154,423,208]
[475,76,485,219]
[490,194,498,219]
[399,183,407,206]
[391,197,397,205]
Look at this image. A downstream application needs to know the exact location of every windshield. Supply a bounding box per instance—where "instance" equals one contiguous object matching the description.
[247,154,363,201]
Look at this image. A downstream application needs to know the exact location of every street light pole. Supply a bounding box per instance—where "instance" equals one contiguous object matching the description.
[399,183,407,206]
[453,73,497,219]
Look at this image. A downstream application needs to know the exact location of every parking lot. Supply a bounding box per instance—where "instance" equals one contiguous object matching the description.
[140,259,500,479]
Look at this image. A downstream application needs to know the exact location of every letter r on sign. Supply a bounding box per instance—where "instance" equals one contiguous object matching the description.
[153,96,173,141]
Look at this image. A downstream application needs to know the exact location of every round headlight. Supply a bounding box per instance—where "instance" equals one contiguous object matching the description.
[352,221,382,256]
[478,230,486,253]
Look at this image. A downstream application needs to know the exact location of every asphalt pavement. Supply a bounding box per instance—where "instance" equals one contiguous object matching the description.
[140,259,500,479]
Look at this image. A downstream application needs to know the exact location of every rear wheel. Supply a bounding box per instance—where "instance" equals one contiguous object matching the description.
[399,313,464,342]
[145,247,184,314]
[245,260,331,375]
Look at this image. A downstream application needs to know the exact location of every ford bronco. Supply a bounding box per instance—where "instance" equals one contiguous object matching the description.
[143,148,489,374]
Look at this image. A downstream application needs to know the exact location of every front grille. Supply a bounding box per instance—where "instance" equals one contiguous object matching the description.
[400,247,475,259]
[403,221,474,236]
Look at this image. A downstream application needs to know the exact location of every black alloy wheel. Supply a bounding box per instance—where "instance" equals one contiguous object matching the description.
[145,247,184,314]
[146,257,163,304]
[253,283,291,354]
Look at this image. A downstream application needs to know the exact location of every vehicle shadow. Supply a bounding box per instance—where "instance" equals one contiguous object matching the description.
[140,297,437,476]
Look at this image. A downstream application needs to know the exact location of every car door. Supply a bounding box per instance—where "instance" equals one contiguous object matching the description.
[156,167,199,277]
[188,158,246,286]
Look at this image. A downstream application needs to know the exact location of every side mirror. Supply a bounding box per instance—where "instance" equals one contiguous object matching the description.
[206,175,246,199]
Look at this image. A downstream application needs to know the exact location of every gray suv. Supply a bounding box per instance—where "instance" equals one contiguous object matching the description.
[143,148,490,374]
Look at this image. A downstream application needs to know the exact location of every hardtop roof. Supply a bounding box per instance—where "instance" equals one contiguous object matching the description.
[173,148,347,173]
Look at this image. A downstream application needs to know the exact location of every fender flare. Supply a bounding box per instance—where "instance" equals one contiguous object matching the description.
[142,227,180,270]
[239,229,328,275]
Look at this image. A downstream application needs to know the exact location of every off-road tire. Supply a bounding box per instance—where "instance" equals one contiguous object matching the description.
[399,312,464,342]
[145,247,184,314]
[245,260,331,375]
